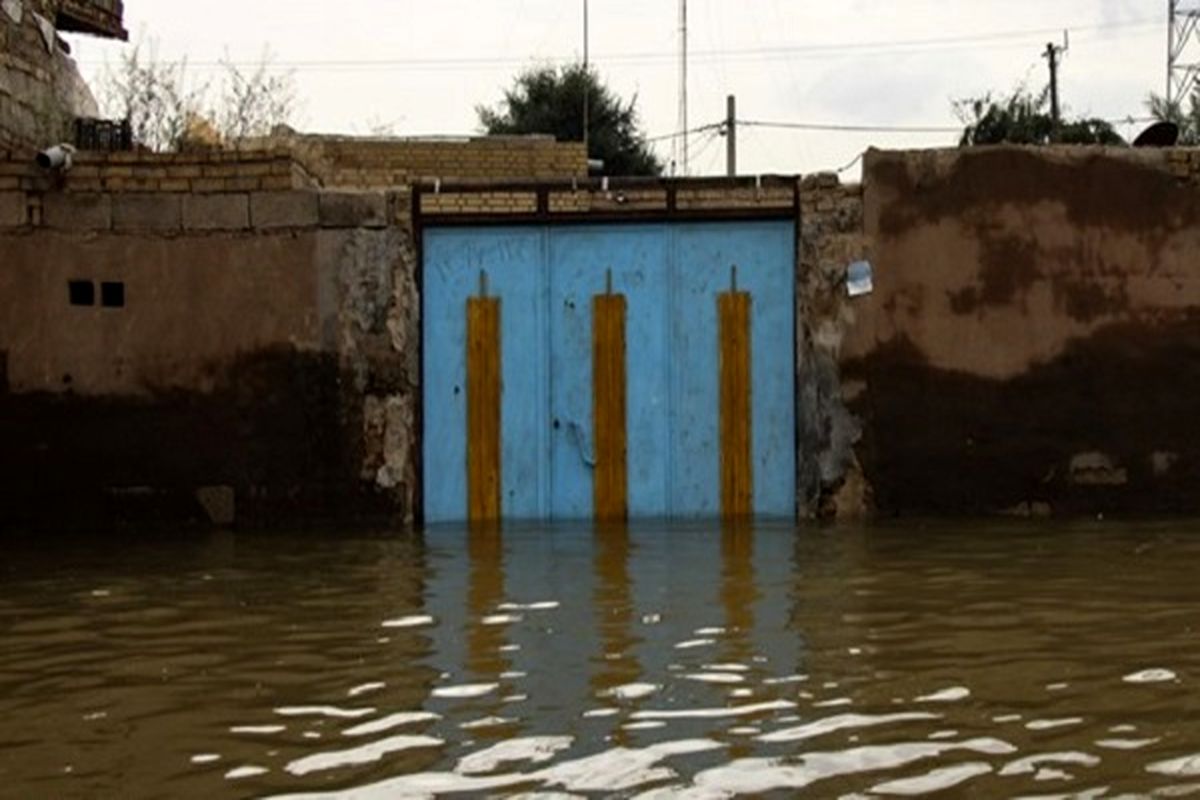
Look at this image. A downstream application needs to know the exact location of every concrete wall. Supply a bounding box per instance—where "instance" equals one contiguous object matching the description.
[0,152,420,528]
[0,0,111,151]
[837,146,1200,517]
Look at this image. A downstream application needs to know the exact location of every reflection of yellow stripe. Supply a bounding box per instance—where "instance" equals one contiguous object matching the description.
[467,297,501,523]
[719,292,753,519]
[593,295,628,521]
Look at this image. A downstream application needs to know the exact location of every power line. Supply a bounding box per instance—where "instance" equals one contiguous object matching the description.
[77,17,1162,72]
[739,119,961,134]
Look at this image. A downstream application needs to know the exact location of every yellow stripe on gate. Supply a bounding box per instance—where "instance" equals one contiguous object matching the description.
[593,292,628,521]
[718,282,753,520]
[466,284,502,524]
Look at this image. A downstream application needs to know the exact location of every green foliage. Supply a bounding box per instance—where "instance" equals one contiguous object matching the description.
[478,63,662,176]
[955,87,1124,147]
[1146,92,1200,145]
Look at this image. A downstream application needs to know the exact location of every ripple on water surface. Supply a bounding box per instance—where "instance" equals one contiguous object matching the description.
[5,521,1200,796]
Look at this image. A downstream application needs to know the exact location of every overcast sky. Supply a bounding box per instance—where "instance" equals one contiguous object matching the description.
[68,0,1167,178]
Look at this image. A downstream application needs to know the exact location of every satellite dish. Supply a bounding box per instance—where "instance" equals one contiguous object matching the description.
[1133,121,1180,148]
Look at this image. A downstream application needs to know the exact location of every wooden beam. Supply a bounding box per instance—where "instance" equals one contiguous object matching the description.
[593,293,628,521]
[718,290,753,519]
[466,294,502,523]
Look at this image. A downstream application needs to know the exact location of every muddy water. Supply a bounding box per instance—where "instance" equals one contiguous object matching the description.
[2,521,1200,797]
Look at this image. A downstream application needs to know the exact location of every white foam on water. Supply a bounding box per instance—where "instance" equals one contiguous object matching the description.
[822,682,839,689]
[813,698,853,708]
[1034,767,1073,782]
[303,732,321,740]
[380,615,434,629]
[703,663,749,672]
[762,675,808,686]
[461,716,516,730]
[684,673,745,685]
[695,627,725,636]
[191,754,221,764]
[632,700,795,721]
[999,751,1100,777]
[1124,669,1178,684]
[343,711,440,737]
[1110,724,1137,733]
[675,639,715,650]
[994,714,1023,723]
[729,689,754,698]
[624,721,667,731]
[1097,737,1159,750]
[848,647,864,655]
[503,694,529,704]
[91,589,111,598]
[928,730,959,740]
[347,682,386,697]
[498,601,561,611]
[1046,683,1070,691]
[226,765,268,780]
[456,736,574,775]
[501,671,527,679]
[231,725,286,735]
[583,708,620,718]
[285,734,444,776]
[915,687,971,703]
[601,683,660,701]
[500,644,522,652]
[758,712,940,744]
[432,683,499,699]
[275,706,375,719]
[83,711,107,721]
[1147,754,1200,776]
[691,739,1014,794]
[641,613,662,625]
[1026,718,1084,731]
[483,613,523,625]
[871,761,993,795]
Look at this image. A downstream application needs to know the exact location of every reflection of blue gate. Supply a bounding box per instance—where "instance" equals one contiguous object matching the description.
[422,221,795,524]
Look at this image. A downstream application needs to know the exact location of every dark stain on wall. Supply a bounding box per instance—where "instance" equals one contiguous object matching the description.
[0,347,394,530]
[871,149,1198,246]
[844,313,1200,516]
[948,232,1043,314]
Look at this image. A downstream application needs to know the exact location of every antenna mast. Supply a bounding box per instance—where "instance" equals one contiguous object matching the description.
[1169,0,1200,105]
[676,0,688,176]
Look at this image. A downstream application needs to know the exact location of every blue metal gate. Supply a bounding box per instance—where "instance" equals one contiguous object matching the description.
[422,220,795,524]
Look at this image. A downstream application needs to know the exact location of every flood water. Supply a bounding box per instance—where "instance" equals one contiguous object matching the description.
[3,520,1200,798]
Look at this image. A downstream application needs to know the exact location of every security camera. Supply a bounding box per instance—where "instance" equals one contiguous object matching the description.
[36,144,76,170]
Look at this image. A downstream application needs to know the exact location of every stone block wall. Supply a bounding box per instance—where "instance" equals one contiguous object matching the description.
[256,132,588,187]
[0,149,419,529]
[0,0,109,151]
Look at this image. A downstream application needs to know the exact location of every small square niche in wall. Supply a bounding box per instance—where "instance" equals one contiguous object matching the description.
[101,281,125,308]
[68,280,95,306]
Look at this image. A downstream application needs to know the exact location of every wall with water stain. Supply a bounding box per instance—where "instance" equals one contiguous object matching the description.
[0,179,420,529]
[844,146,1200,516]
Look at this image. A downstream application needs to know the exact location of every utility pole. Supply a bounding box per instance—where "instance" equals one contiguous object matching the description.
[583,0,589,157]
[1169,1,1200,107]
[725,94,736,177]
[676,0,688,176]
[1043,34,1067,142]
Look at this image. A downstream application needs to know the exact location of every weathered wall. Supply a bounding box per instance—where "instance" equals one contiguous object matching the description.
[0,153,419,528]
[0,0,116,151]
[842,145,1200,516]
[258,132,588,187]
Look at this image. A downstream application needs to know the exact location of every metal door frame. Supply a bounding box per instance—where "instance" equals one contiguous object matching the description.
[413,176,801,525]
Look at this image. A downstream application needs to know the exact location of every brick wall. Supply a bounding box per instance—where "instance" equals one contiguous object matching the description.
[0,0,103,151]
[257,132,588,187]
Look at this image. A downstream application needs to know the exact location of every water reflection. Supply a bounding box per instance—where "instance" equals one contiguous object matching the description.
[3,521,1200,796]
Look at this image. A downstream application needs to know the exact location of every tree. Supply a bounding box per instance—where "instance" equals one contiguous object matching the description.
[955,87,1124,147]
[1146,92,1200,145]
[478,63,662,176]
[99,38,296,152]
